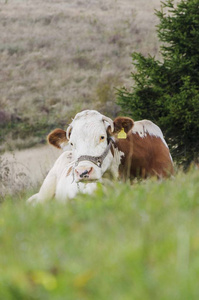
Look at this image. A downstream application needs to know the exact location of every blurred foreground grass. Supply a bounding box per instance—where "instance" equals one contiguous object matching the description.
[1,169,199,299]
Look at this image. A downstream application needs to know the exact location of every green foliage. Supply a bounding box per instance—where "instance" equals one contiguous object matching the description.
[117,0,199,166]
[1,169,199,299]
[0,113,68,152]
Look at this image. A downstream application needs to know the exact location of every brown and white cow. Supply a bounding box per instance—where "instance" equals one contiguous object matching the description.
[113,116,174,179]
[27,110,173,203]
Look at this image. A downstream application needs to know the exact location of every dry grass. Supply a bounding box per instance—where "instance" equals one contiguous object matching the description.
[0,0,162,151]
[0,144,60,199]
[1,0,180,192]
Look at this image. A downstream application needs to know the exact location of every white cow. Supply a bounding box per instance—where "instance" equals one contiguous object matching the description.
[27,111,122,203]
[27,150,98,204]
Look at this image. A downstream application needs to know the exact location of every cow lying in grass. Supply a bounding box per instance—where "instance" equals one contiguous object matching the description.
[27,110,173,203]
[27,150,98,204]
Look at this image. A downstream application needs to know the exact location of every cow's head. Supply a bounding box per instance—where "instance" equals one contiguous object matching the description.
[48,110,134,182]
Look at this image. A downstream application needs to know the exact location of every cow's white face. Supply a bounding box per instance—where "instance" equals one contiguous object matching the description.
[47,110,134,183]
[67,110,114,182]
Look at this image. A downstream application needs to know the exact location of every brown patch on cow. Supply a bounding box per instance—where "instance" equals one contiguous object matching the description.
[47,128,67,149]
[116,132,174,180]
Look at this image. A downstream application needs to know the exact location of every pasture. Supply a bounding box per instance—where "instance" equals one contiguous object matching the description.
[1,0,198,298]
[1,168,199,299]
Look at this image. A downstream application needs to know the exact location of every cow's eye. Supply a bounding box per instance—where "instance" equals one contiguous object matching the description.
[70,142,73,146]
[100,136,105,141]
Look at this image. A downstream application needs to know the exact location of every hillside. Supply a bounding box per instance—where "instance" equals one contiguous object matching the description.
[0,0,161,151]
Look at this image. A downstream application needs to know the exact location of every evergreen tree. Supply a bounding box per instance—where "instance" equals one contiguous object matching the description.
[117,0,199,166]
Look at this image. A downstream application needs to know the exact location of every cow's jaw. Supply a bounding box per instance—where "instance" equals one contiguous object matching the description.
[74,162,94,181]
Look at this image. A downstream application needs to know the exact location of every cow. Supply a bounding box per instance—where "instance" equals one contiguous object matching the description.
[27,110,173,203]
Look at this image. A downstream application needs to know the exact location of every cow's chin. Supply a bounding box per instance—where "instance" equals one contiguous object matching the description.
[74,161,104,182]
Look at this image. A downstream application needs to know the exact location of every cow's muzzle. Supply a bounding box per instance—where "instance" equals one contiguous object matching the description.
[80,170,89,178]
[75,166,93,180]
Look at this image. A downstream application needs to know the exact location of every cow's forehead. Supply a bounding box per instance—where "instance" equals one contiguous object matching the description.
[73,110,102,121]
[70,110,104,129]
[69,110,107,139]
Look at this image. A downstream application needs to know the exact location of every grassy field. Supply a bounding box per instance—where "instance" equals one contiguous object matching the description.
[0,0,162,151]
[1,168,199,299]
[1,1,195,298]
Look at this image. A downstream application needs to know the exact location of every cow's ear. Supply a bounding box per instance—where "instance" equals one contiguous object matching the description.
[113,117,134,134]
[47,129,68,149]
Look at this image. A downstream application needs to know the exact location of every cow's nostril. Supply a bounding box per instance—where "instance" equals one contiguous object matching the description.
[80,170,89,178]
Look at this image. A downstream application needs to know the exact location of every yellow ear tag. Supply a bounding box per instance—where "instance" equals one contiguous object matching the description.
[118,128,127,139]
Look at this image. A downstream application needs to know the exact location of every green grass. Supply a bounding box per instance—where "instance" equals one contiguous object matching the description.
[1,169,199,299]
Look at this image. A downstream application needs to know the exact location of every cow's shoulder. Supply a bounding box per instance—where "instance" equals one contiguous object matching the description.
[132,120,168,147]
[53,151,74,170]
